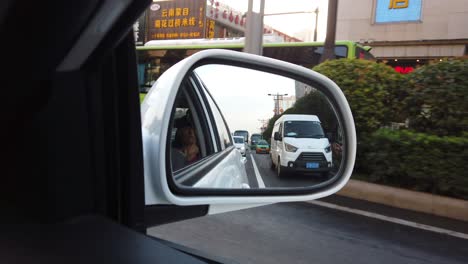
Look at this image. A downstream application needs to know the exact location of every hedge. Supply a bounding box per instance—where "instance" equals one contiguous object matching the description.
[359,129,468,200]
[404,59,468,136]
[313,59,406,135]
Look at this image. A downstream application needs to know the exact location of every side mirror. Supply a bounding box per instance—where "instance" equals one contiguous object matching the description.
[141,49,356,211]
[273,132,282,141]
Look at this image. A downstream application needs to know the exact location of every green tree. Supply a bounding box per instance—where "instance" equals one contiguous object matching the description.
[312,58,406,136]
[405,59,468,136]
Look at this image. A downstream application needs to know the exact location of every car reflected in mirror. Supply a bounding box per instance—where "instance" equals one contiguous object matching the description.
[166,64,344,189]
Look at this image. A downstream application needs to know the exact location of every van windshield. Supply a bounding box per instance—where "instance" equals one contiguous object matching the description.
[233,137,244,144]
[233,130,248,141]
[283,121,324,138]
[251,135,261,141]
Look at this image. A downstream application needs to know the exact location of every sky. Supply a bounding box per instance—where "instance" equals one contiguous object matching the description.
[195,64,297,135]
[219,0,328,41]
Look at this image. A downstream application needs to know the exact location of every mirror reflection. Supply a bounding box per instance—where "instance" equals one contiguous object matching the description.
[168,64,343,189]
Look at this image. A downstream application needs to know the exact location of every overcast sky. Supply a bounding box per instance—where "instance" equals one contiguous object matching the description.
[219,0,328,41]
[195,64,296,135]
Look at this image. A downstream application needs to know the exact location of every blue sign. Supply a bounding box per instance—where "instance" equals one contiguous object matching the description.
[375,0,422,23]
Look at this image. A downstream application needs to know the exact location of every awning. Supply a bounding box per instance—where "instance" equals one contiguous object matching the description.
[372,44,466,58]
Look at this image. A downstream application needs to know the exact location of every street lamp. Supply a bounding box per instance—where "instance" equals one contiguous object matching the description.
[268,93,288,116]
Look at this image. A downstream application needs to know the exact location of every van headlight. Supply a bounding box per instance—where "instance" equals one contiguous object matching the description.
[284,143,298,152]
[325,145,331,153]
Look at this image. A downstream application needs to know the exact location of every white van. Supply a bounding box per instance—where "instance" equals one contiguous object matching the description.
[270,114,332,177]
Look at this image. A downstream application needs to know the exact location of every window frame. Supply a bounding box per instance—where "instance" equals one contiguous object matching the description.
[192,72,234,151]
[166,73,237,189]
[168,79,216,176]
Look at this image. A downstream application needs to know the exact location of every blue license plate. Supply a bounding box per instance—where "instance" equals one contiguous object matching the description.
[306,162,319,169]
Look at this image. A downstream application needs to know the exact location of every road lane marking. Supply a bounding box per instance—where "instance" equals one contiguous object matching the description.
[250,153,266,188]
[308,200,468,240]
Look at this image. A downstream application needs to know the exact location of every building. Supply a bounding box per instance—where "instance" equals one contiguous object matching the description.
[134,0,301,45]
[295,82,316,99]
[205,1,302,42]
[271,95,296,115]
[281,96,296,113]
[336,0,468,72]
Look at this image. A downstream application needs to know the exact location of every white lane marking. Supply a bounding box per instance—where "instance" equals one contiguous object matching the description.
[250,153,266,188]
[308,200,468,240]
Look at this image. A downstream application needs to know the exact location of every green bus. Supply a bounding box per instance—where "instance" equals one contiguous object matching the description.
[136,38,374,92]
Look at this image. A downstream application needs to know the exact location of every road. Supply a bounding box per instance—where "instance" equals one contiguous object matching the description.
[148,149,468,263]
[244,149,333,188]
[148,196,468,264]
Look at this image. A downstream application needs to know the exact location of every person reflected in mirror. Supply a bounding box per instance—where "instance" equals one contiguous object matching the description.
[171,124,200,171]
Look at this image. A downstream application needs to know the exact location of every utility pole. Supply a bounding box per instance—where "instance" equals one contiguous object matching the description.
[268,93,288,116]
[258,119,269,133]
[244,0,265,55]
[313,7,319,42]
[320,0,338,62]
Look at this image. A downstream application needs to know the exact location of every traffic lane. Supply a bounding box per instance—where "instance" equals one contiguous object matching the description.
[243,149,259,188]
[322,195,468,234]
[251,152,331,188]
[148,202,468,264]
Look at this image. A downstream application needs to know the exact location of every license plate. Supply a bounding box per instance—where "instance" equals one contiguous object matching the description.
[306,162,319,169]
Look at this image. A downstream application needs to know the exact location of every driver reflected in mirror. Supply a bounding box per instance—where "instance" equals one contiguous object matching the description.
[171,118,200,171]
[169,86,207,172]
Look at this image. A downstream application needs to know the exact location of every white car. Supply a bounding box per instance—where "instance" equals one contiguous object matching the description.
[233,136,247,157]
[270,114,332,177]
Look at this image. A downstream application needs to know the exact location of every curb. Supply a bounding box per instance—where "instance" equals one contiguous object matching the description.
[337,179,468,222]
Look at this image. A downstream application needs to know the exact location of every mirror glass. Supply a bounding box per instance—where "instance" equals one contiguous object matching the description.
[168,64,344,189]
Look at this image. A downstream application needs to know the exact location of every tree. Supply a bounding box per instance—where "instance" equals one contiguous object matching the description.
[313,59,406,136]
[320,0,338,63]
[405,59,468,136]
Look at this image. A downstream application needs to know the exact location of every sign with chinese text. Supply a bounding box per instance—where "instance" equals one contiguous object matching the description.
[394,66,414,74]
[147,0,206,40]
[205,19,216,38]
[375,0,422,23]
[206,0,245,32]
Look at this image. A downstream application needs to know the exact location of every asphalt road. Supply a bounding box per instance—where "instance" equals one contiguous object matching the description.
[148,198,468,264]
[244,149,334,188]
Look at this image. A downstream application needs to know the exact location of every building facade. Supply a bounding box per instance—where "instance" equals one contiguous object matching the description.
[134,0,301,45]
[336,0,468,72]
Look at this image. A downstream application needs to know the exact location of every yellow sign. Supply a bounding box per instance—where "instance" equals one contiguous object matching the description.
[389,0,409,9]
[205,19,215,38]
[148,0,206,40]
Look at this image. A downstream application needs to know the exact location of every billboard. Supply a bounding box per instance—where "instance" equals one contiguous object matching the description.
[375,0,422,23]
[205,18,216,38]
[147,0,206,40]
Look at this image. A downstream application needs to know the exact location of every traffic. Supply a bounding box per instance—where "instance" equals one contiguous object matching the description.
[230,114,337,188]
[241,142,337,188]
